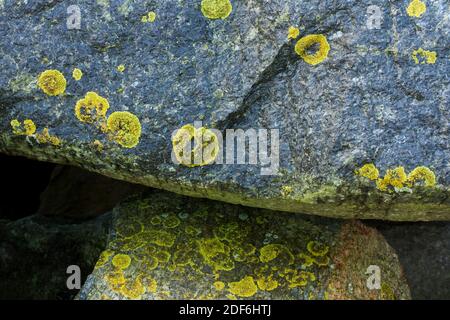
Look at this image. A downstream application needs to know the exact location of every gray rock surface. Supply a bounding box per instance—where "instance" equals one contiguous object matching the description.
[0,0,449,220]
[78,191,410,300]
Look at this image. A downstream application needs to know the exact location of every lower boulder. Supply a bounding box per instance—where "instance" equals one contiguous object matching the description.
[79,191,410,300]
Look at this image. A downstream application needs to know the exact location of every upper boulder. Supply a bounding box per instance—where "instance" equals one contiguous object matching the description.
[0,0,449,220]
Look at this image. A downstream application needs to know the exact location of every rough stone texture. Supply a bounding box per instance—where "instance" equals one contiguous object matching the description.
[0,214,111,299]
[38,165,146,219]
[371,221,450,300]
[78,191,410,300]
[0,0,449,220]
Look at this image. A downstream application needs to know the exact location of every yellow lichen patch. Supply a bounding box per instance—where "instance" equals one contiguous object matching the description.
[172,124,219,167]
[112,254,132,270]
[406,0,426,18]
[284,270,316,288]
[37,69,66,96]
[297,252,314,267]
[72,68,83,81]
[407,166,436,187]
[10,119,36,136]
[163,215,181,229]
[411,48,437,64]
[117,219,143,238]
[145,229,176,247]
[141,255,159,270]
[295,34,330,65]
[356,163,379,181]
[281,185,293,197]
[106,111,142,148]
[93,140,104,152]
[259,244,294,265]
[120,276,146,299]
[153,250,171,264]
[141,11,156,23]
[95,250,114,268]
[75,92,110,124]
[213,281,225,291]
[201,0,232,20]
[141,275,158,293]
[376,166,407,191]
[228,276,258,298]
[117,64,126,72]
[36,128,62,146]
[306,241,329,257]
[104,270,126,286]
[288,26,300,40]
[256,275,279,291]
[312,255,330,267]
[198,238,235,271]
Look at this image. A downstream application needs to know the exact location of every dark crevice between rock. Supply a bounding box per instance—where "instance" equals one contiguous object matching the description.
[216,43,298,130]
[0,153,147,299]
[369,220,450,300]
[0,153,56,221]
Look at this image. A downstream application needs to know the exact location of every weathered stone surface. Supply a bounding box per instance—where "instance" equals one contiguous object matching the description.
[0,214,111,299]
[371,221,450,299]
[78,191,410,300]
[0,0,449,220]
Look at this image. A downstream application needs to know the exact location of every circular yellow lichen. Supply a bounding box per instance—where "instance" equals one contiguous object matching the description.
[72,68,83,81]
[104,270,126,286]
[112,254,132,270]
[406,0,426,18]
[356,163,379,181]
[201,0,232,20]
[95,249,114,268]
[163,215,181,229]
[106,111,142,148]
[213,281,225,291]
[376,166,407,191]
[75,92,110,123]
[297,252,315,267]
[285,270,316,288]
[120,277,146,299]
[288,26,300,40]
[37,69,67,96]
[10,119,36,136]
[228,276,258,298]
[256,276,279,291]
[295,34,330,65]
[407,166,436,187]
[117,64,126,72]
[36,128,62,146]
[142,11,156,23]
[172,124,219,167]
[411,48,437,65]
[306,241,329,257]
[259,244,294,264]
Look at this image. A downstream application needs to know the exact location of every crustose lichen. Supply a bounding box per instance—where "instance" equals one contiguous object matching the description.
[75,91,110,124]
[106,111,142,149]
[356,163,437,192]
[295,34,330,65]
[10,119,36,136]
[37,69,67,96]
[201,0,233,20]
